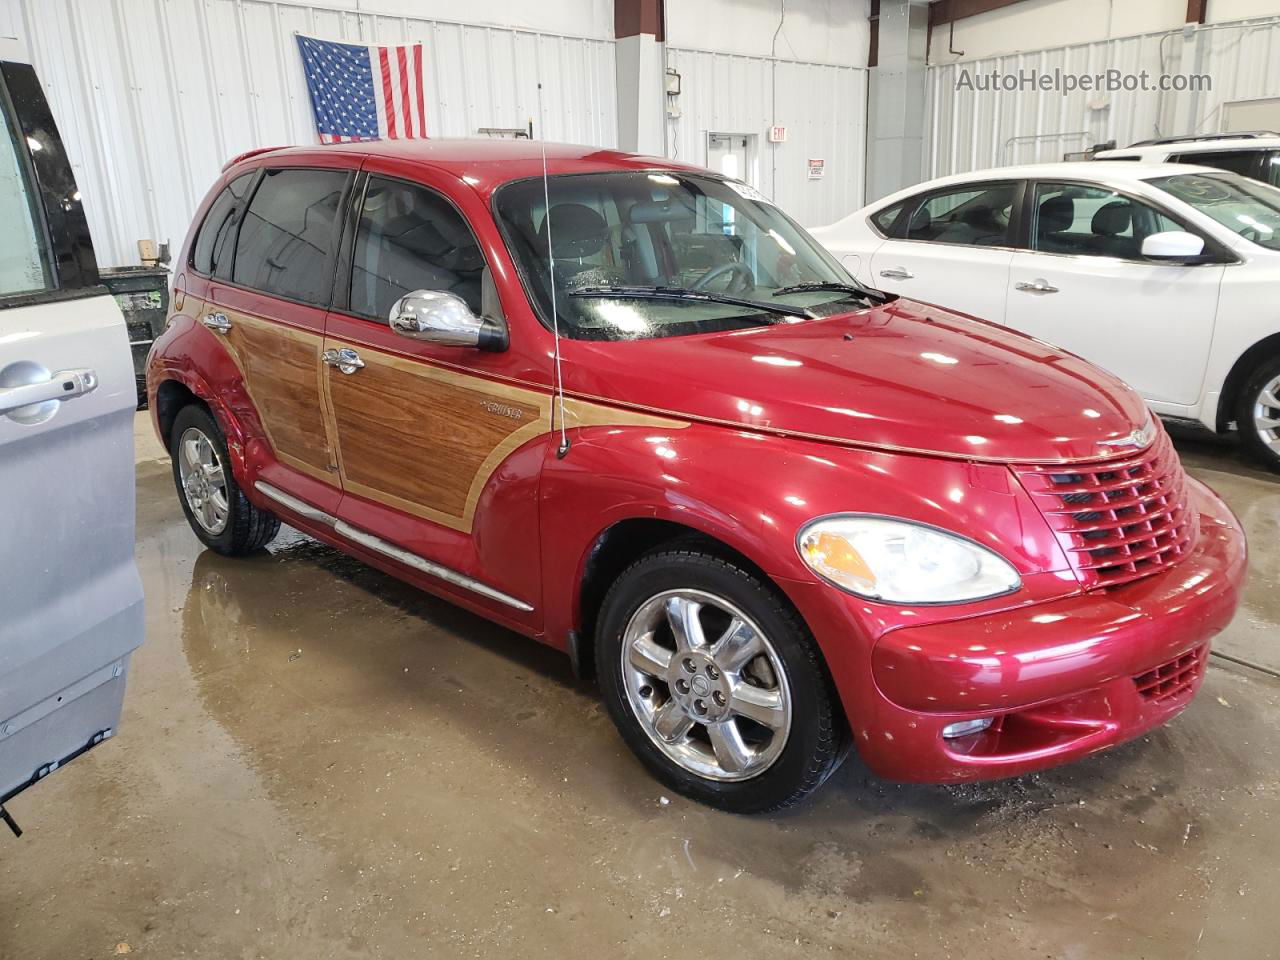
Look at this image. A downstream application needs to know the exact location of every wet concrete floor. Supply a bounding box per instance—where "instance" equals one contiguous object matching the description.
[1,417,1277,959]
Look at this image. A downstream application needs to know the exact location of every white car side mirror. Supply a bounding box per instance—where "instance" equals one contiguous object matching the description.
[1142,230,1206,261]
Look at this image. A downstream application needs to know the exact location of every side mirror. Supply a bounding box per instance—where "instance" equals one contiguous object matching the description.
[1141,230,1206,262]
[389,290,508,351]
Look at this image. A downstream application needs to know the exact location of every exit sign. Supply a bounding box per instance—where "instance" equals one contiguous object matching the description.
[767,125,787,143]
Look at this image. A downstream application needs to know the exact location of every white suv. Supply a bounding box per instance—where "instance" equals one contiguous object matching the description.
[811,161,1280,471]
[1096,132,1280,187]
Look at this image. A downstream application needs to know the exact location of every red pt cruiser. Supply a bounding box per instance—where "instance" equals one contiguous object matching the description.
[148,141,1247,812]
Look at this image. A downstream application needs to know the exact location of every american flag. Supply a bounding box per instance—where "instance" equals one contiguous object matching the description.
[296,33,428,144]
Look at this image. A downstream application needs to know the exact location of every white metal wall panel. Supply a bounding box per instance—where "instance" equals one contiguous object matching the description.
[666,47,868,228]
[4,0,617,268]
[926,16,1280,179]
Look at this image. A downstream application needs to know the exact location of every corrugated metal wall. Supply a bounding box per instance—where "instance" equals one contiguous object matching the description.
[926,15,1280,178]
[4,0,617,267]
[666,47,868,228]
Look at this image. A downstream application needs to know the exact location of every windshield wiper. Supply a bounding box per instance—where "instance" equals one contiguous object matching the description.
[771,280,891,303]
[568,285,815,320]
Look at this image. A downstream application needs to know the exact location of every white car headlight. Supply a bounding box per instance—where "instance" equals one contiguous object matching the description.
[797,516,1021,604]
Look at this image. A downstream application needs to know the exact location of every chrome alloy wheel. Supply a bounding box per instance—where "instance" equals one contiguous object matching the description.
[178,426,230,535]
[1252,374,1280,455]
[621,589,792,782]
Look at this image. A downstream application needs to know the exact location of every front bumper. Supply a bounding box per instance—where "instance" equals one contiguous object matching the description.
[786,478,1247,783]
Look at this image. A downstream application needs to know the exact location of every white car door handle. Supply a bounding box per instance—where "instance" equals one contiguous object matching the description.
[879,267,914,280]
[0,368,98,418]
[1015,279,1060,294]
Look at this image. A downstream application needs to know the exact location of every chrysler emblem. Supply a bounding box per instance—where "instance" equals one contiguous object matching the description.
[1099,422,1153,451]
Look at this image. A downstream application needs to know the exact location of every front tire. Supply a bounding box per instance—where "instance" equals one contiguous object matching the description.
[596,548,846,813]
[1235,356,1280,473]
[170,404,280,555]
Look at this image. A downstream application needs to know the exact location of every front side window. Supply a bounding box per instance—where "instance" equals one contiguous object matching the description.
[191,173,254,278]
[232,168,348,304]
[1172,149,1260,179]
[494,172,863,341]
[901,183,1017,247]
[350,177,485,320]
[1031,182,1181,259]
[0,93,51,298]
[1148,171,1280,251]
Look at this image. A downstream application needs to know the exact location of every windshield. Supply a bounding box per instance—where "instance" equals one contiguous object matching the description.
[493,171,870,340]
[1147,171,1280,251]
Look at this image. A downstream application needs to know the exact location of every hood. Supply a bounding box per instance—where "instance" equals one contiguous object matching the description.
[563,299,1151,464]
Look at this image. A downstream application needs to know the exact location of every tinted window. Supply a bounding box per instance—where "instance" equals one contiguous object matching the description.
[903,183,1017,247]
[1173,149,1260,178]
[871,201,905,236]
[192,173,253,278]
[350,177,485,320]
[1031,182,1181,259]
[233,168,348,304]
[1266,151,1280,188]
[0,88,50,297]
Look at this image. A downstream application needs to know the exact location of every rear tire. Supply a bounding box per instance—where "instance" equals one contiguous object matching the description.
[596,548,846,813]
[170,404,280,555]
[1235,356,1280,473]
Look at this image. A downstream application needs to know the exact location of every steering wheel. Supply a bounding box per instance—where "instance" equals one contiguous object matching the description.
[691,261,755,294]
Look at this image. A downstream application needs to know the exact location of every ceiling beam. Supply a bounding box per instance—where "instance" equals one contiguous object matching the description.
[928,0,1034,28]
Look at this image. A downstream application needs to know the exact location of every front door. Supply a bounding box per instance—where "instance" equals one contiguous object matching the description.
[1002,181,1225,405]
[322,170,548,626]
[868,180,1020,324]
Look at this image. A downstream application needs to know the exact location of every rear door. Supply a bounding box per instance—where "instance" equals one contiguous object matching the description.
[868,180,1021,323]
[0,57,142,821]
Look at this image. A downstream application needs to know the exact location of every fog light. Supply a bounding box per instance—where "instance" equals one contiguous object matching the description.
[941,718,993,739]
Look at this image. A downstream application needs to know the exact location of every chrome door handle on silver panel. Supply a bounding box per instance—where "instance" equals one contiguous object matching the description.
[202,312,232,333]
[879,267,913,280]
[1015,280,1060,294]
[322,347,365,375]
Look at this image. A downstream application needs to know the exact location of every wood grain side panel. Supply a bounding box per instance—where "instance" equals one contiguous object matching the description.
[219,313,337,483]
[328,345,552,529]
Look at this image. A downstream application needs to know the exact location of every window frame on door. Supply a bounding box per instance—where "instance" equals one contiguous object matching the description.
[188,164,357,312]
[1016,177,1238,266]
[878,178,1028,252]
[330,170,496,327]
[0,61,100,308]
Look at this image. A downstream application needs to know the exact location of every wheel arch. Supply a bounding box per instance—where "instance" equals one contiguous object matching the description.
[1216,332,1280,431]
[571,515,796,684]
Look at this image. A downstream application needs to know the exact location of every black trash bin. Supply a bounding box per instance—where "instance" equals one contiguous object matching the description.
[99,267,170,408]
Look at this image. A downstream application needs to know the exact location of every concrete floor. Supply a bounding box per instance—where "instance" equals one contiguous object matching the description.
[2,415,1277,959]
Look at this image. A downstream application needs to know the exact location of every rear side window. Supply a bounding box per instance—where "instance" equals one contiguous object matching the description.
[191,173,254,278]
[0,87,50,297]
[233,168,348,304]
[350,176,486,320]
[902,182,1018,247]
[1172,149,1260,178]
[870,201,906,236]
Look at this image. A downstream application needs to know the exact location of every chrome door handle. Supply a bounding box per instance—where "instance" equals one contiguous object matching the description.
[322,347,365,375]
[202,312,232,333]
[879,267,913,280]
[0,367,98,420]
[1015,279,1060,294]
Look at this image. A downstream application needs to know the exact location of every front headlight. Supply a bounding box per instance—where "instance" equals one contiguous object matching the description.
[797,515,1021,604]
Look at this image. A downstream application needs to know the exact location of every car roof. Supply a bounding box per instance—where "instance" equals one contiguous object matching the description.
[226,138,708,197]
[1098,136,1280,156]
[869,161,1213,205]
